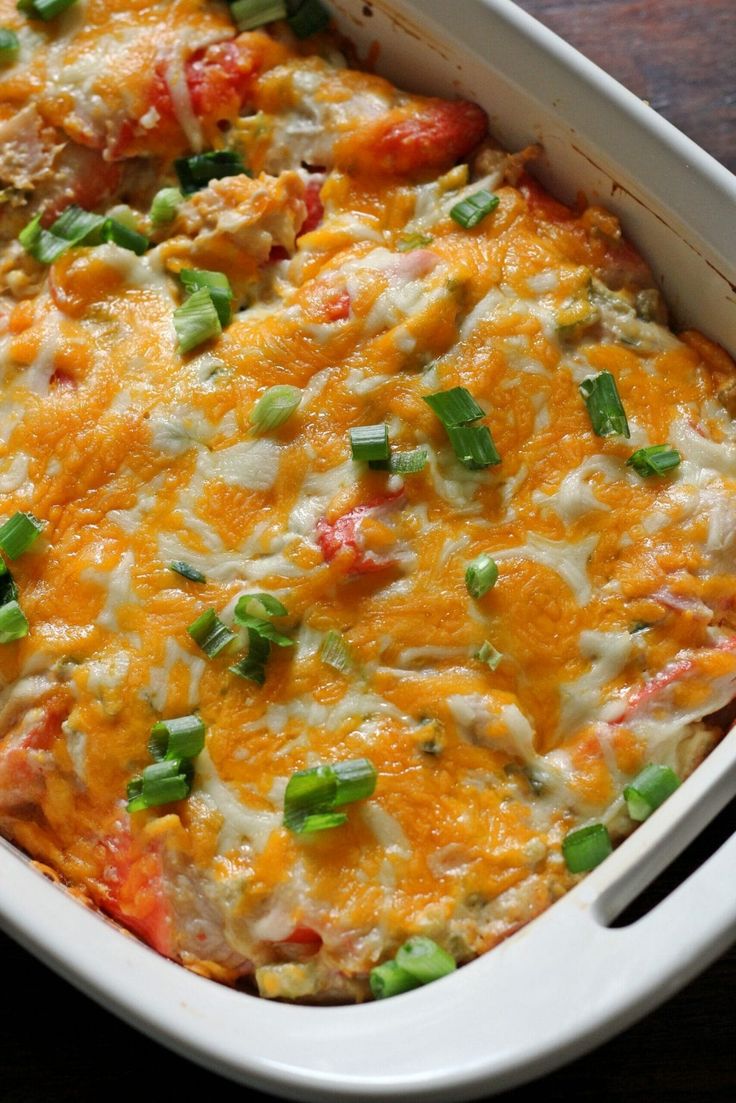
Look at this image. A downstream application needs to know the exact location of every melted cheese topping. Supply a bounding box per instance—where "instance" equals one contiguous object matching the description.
[1,0,736,1003]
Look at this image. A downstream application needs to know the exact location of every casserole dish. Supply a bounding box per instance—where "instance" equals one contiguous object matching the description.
[0,0,732,1089]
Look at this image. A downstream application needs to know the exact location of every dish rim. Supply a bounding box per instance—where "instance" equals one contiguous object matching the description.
[1,0,736,1098]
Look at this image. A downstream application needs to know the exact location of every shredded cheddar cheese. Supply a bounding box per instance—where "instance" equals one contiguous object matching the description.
[0,0,735,1003]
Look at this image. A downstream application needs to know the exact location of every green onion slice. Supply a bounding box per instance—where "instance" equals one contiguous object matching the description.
[350,423,390,463]
[384,448,428,474]
[465,553,498,599]
[233,593,292,646]
[0,28,20,62]
[0,511,43,559]
[17,0,78,19]
[0,600,29,643]
[0,564,19,606]
[20,205,104,264]
[229,628,271,685]
[173,286,222,354]
[447,424,500,468]
[296,811,349,833]
[180,268,233,328]
[102,217,148,256]
[396,232,433,253]
[126,758,193,812]
[475,640,503,669]
[187,608,236,657]
[230,0,287,31]
[169,561,206,583]
[579,371,630,438]
[150,187,183,225]
[148,715,206,762]
[395,937,456,984]
[626,444,681,478]
[369,960,421,1000]
[450,190,499,229]
[283,757,377,832]
[320,629,353,673]
[423,386,485,428]
[562,823,612,873]
[287,0,330,38]
[249,384,302,433]
[623,763,680,822]
[174,149,248,194]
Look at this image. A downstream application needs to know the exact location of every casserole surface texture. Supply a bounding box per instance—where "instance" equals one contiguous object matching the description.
[1,0,735,1004]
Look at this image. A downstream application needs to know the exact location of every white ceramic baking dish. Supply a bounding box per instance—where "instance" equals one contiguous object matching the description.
[1,0,735,1097]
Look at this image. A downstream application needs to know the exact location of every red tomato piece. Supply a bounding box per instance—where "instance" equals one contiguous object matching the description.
[101,835,174,959]
[346,99,488,176]
[298,175,326,238]
[317,492,404,574]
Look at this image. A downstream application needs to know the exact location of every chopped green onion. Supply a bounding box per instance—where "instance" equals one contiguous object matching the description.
[283,757,377,832]
[17,0,78,19]
[579,371,630,438]
[249,384,302,433]
[320,629,353,673]
[0,564,18,606]
[126,758,193,812]
[173,286,222,354]
[233,593,293,646]
[332,757,377,806]
[0,511,43,559]
[102,217,148,256]
[626,444,681,478]
[396,232,433,253]
[475,640,503,669]
[180,268,233,328]
[465,553,498,599]
[174,149,248,194]
[350,423,390,463]
[0,600,29,643]
[562,823,612,873]
[150,187,183,225]
[423,386,484,428]
[384,448,428,474]
[187,607,236,657]
[0,28,20,62]
[229,627,271,684]
[19,205,104,264]
[148,715,206,762]
[395,937,456,984]
[294,811,349,834]
[623,764,680,822]
[230,0,287,31]
[446,424,500,468]
[283,764,337,831]
[450,190,499,229]
[287,0,330,38]
[169,561,206,583]
[369,960,421,1000]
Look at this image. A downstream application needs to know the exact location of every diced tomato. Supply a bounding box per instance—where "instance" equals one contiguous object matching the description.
[341,99,488,176]
[297,175,326,238]
[111,37,261,159]
[0,696,70,807]
[317,492,404,574]
[102,834,174,958]
[618,637,736,722]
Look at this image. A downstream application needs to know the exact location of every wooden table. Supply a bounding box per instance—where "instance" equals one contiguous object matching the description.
[3,2,735,1100]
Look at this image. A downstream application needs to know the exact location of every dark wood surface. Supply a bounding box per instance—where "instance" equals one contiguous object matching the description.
[3,2,735,1101]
